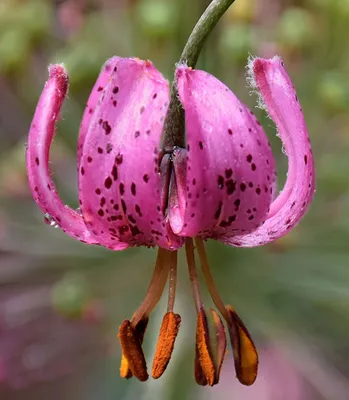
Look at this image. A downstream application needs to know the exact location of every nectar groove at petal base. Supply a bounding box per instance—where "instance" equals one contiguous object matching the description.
[26,56,315,386]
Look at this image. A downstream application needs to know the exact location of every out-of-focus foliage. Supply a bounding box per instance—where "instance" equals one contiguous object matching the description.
[0,0,349,399]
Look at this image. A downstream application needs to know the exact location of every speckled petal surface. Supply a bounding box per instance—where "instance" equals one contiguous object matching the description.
[77,57,120,168]
[173,66,275,239]
[26,65,101,246]
[221,57,315,247]
[79,58,183,249]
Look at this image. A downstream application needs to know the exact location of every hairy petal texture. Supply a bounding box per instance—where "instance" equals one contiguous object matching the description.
[79,58,183,249]
[222,57,315,247]
[174,67,275,239]
[77,56,120,168]
[26,65,100,245]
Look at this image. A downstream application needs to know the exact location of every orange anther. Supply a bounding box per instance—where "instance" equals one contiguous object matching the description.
[196,309,216,386]
[118,319,148,382]
[226,305,258,386]
[152,311,181,379]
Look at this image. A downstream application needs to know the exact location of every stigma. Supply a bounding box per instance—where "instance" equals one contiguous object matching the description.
[118,238,258,386]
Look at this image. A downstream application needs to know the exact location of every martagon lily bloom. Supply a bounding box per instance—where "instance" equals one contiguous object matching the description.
[26,56,315,386]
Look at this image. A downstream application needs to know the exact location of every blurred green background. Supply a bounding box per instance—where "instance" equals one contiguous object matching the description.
[0,0,349,399]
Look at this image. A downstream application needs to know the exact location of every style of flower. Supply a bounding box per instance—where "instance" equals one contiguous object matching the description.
[26,56,315,386]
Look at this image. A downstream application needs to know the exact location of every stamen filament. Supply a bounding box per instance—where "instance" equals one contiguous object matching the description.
[185,238,203,313]
[167,251,178,312]
[195,237,230,321]
[131,248,171,326]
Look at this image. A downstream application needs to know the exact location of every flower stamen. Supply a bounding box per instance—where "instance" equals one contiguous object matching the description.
[195,309,216,386]
[152,251,181,379]
[118,319,149,381]
[118,248,171,381]
[152,311,181,379]
[195,237,258,386]
[185,238,227,386]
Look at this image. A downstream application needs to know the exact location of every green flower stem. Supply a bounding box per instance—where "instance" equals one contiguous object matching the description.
[161,0,236,151]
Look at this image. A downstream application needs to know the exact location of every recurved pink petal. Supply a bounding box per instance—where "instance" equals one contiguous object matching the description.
[26,65,100,245]
[221,57,315,247]
[77,57,120,167]
[79,58,183,250]
[173,66,275,239]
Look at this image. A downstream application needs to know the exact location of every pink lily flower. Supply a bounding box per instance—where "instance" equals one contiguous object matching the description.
[26,56,315,386]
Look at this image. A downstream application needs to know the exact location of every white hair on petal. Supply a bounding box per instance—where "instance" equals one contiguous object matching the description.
[245,54,269,114]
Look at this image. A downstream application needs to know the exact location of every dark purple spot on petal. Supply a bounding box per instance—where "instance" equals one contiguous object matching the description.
[106,143,113,153]
[135,204,142,217]
[226,179,236,195]
[115,153,123,165]
[112,165,118,181]
[225,169,233,179]
[214,202,223,220]
[121,199,127,213]
[104,177,112,189]
[131,183,136,196]
[102,121,111,134]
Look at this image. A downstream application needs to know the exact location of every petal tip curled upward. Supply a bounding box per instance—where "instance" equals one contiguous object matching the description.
[26,63,100,245]
[222,56,315,247]
[47,63,68,93]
